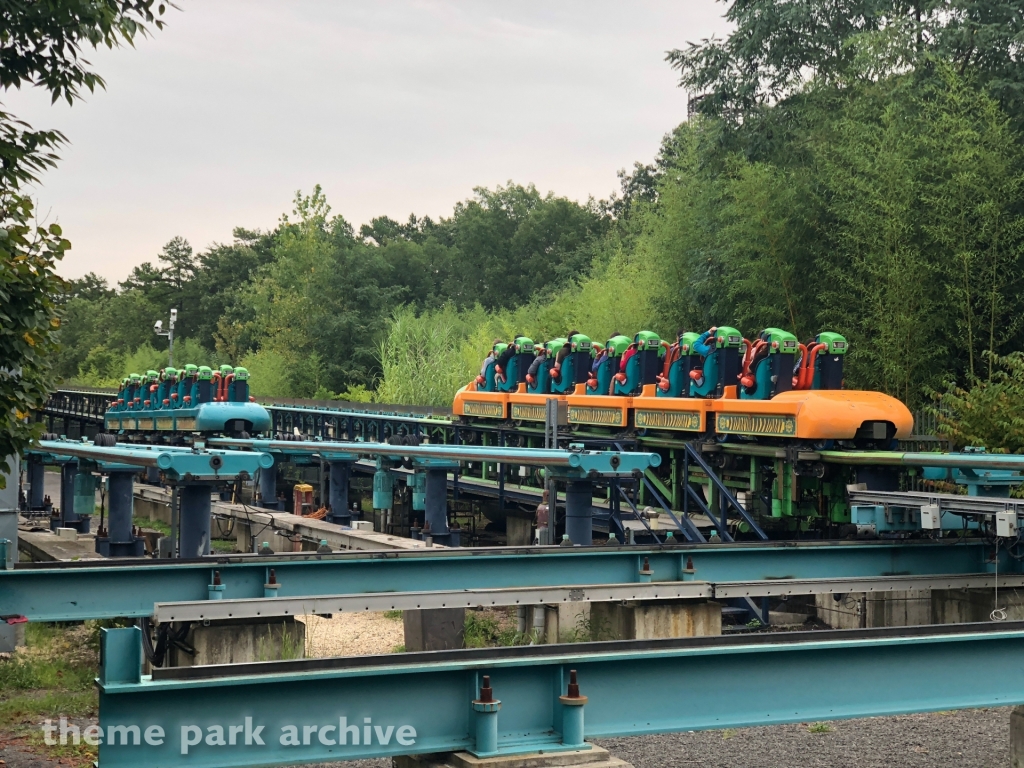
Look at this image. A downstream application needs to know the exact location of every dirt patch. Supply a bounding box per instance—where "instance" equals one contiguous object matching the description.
[299,612,405,657]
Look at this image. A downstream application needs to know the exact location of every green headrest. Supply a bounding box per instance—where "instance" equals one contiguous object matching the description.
[219,365,234,374]
[514,336,534,353]
[713,326,744,349]
[129,373,141,382]
[817,331,848,354]
[679,332,701,354]
[164,367,178,377]
[546,338,568,353]
[233,366,249,380]
[493,343,508,355]
[146,370,159,381]
[569,333,592,352]
[198,366,213,380]
[634,330,662,354]
[606,335,631,356]
[762,328,798,354]
[184,364,198,373]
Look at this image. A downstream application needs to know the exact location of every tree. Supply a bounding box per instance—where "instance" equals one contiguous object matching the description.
[157,235,195,291]
[931,352,1024,452]
[66,272,114,302]
[0,193,70,483]
[0,0,170,485]
[1,1,171,187]
[668,1,1024,123]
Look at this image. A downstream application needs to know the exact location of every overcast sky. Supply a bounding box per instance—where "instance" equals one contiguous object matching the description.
[5,1,730,283]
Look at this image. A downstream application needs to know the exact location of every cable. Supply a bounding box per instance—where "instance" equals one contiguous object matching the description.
[991,538,1007,622]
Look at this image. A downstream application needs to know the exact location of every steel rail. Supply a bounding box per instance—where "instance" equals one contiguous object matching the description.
[94,621,1024,767]
[1,539,1009,622]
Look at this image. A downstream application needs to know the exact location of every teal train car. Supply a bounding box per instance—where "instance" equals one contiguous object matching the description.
[103,365,271,436]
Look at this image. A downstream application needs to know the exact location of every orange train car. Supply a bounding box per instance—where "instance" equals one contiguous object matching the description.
[454,328,914,445]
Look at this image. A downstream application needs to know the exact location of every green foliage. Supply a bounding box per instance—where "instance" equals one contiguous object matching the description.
[0,0,171,485]
[29,0,1024,447]
[463,612,527,648]
[133,515,169,536]
[813,79,941,405]
[255,622,304,662]
[375,306,476,407]
[930,352,1024,453]
[0,623,97,692]
[668,1,1024,122]
[0,194,69,486]
[239,348,295,398]
[72,338,218,387]
[808,722,833,734]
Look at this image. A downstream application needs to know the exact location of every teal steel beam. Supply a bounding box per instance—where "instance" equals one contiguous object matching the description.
[207,438,659,478]
[94,622,1024,767]
[0,540,1008,621]
[33,439,274,482]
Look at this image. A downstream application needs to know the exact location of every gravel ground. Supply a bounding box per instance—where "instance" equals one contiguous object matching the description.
[296,707,1010,768]
[299,612,406,657]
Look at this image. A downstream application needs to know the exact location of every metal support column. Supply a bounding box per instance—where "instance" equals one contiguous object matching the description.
[327,460,351,526]
[96,471,145,557]
[57,461,83,532]
[424,468,451,546]
[565,480,592,546]
[179,484,212,558]
[258,454,279,510]
[27,457,45,509]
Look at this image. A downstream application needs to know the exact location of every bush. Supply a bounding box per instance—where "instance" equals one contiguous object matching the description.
[930,352,1024,453]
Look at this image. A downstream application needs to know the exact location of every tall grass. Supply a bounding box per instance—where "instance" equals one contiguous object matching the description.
[373,249,660,407]
[375,306,476,407]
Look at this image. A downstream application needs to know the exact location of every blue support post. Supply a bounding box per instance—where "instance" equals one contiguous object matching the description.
[27,457,44,509]
[565,480,592,546]
[559,670,587,747]
[98,627,141,686]
[327,461,351,525]
[258,455,279,510]
[373,458,394,511]
[424,468,450,545]
[96,470,145,557]
[472,675,501,756]
[57,460,82,532]
[179,484,212,558]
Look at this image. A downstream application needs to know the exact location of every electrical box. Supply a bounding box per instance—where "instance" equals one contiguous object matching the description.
[920,504,941,530]
[996,511,1018,538]
[293,484,314,517]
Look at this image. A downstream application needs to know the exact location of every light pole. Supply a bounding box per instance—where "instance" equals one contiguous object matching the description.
[154,308,177,367]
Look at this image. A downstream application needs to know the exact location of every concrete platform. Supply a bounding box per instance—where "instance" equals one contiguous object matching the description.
[167,616,306,667]
[396,744,631,768]
[16,519,105,562]
[134,485,430,552]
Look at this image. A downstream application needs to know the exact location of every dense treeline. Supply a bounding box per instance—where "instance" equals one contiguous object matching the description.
[61,183,609,399]
[58,0,1024,450]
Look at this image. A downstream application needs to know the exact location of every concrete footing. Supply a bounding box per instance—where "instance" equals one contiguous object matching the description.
[0,621,26,654]
[403,608,466,651]
[815,589,933,629]
[506,515,533,546]
[395,744,631,768]
[1011,706,1024,768]
[815,587,1024,629]
[932,588,1024,623]
[167,617,305,667]
[590,599,722,641]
